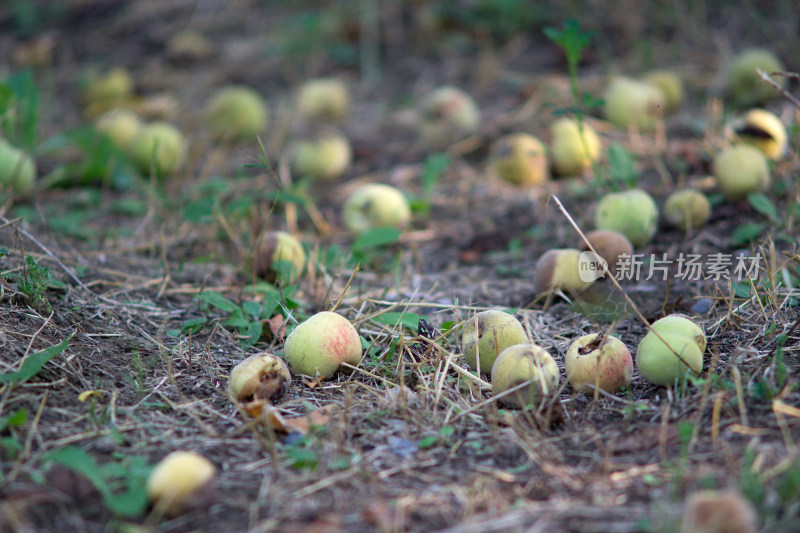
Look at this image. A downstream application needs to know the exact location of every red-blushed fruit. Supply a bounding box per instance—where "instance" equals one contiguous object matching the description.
[578,230,633,277]
[284,311,362,378]
[147,451,216,516]
[565,333,633,393]
[680,490,757,533]
[228,353,291,403]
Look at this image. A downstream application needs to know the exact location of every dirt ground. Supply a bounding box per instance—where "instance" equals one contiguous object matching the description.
[1,1,799,532]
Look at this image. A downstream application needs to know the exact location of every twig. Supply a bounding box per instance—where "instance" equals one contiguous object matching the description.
[757,69,800,111]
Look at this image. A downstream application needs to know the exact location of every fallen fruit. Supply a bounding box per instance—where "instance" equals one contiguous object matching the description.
[565,333,633,393]
[644,70,684,115]
[343,183,411,235]
[284,311,362,378]
[95,109,143,150]
[296,78,350,122]
[147,451,216,516]
[80,67,134,106]
[578,230,633,277]
[252,230,306,285]
[713,144,770,201]
[462,310,528,374]
[636,314,706,386]
[603,76,664,130]
[491,344,559,409]
[129,121,187,177]
[726,48,786,106]
[291,130,352,181]
[680,490,757,533]
[0,138,36,195]
[167,30,212,62]
[489,133,549,186]
[663,189,711,230]
[206,85,268,141]
[229,353,291,403]
[418,86,480,147]
[735,108,787,160]
[594,189,659,247]
[533,249,597,294]
[550,117,602,176]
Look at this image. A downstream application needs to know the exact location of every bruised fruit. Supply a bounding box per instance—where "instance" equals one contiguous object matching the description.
[713,144,770,201]
[491,344,559,409]
[603,76,664,130]
[565,333,633,393]
[229,353,291,403]
[663,189,711,230]
[735,108,787,160]
[343,183,411,235]
[129,121,187,176]
[95,109,143,149]
[636,314,706,386]
[594,189,659,247]
[680,490,757,533]
[462,310,528,374]
[726,48,785,106]
[147,451,216,516]
[418,86,480,147]
[291,131,352,181]
[644,70,684,115]
[533,249,597,294]
[579,230,633,277]
[550,118,602,176]
[253,231,306,285]
[284,311,362,378]
[489,133,549,186]
[297,78,350,122]
[206,85,268,141]
[0,138,36,195]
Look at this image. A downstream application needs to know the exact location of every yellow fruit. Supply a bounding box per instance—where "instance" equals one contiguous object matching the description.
[342,183,411,235]
[147,451,216,516]
[636,314,706,386]
[296,78,350,122]
[735,108,787,160]
[129,121,187,177]
[489,133,549,186]
[565,333,633,393]
[206,86,268,141]
[663,189,711,230]
[644,71,684,115]
[0,138,36,195]
[291,131,352,181]
[550,118,602,176]
[252,231,306,285]
[95,109,143,149]
[594,189,659,247]
[228,353,291,403]
[727,48,785,106]
[461,310,528,374]
[603,77,664,130]
[713,144,770,201]
[419,86,480,147]
[284,311,362,378]
[491,344,559,409]
[81,67,134,105]
[533,249,596,294]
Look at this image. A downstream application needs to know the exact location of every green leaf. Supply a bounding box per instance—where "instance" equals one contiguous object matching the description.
[352,227,401,252]
[0,409,27,432]
[2,70,39,147]
[422,152,451,198]
[607,142,638,188]
[198,291,240,313]
[747,193,778,221]
[0,333,72,385]
[418,435,438,449]
[440,426,455,438]
[730,222,765,246]
[372,311,421,331]
[242,300,263,319]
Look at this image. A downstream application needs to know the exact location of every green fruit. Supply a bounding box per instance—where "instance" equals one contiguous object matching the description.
[735,108,787,160]
[291,131,352,181]
[550,118,602,176]
[129,121,187,176]
[594,189,659,247]
[713,144,770,201]
[565,334,633,393]
[727,48,786,106]
[603,77,664,130]
[490,133,549,186]
[419,86,480,147]
[644,71,684,115]
[284,311,362,378]
[81,67,134,104]
[663,189,711,230]
[461,310,528,374]
[0,138,36,195]
[636,314,705,386]
[342,183,411,235]
[253,231,306,285]
[491,344,559,409]
[228,353,291,403]
[533,249,597,294]
[297,78,350,122]
[206,86,268,141]
[95,109,143,149]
